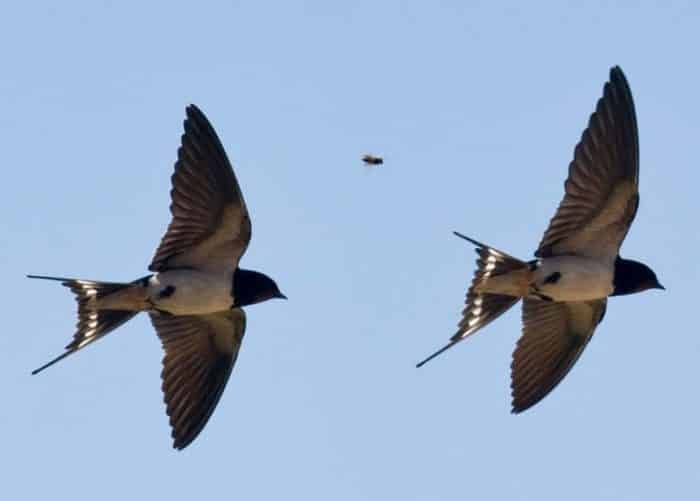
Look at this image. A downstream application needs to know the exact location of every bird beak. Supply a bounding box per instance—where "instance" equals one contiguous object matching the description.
[276,292,288,300]
[657,284,665,291]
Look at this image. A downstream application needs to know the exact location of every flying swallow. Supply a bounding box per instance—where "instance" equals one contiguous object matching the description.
[29,105,286,449]
[362,154,383,166]
[417,67,664,413]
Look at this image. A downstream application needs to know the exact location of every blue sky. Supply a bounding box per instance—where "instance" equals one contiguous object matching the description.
[3,2,699,500]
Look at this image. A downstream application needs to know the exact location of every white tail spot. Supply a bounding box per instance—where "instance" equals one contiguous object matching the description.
[77,281,98,297]
[78,332,95,348]
[79,312,100,347]
[483,254,498,275]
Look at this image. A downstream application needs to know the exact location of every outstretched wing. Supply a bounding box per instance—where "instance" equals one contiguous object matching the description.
[149,309,246,450]
[149,105,251,273]
[536,66,639,264]
[511,298,607,413]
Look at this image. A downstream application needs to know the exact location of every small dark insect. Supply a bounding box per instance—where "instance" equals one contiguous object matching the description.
[362,154,383,166]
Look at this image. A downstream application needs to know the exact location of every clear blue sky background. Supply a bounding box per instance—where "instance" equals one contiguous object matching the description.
[2,2,698,500]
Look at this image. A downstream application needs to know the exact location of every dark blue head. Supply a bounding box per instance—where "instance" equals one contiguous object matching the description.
[232,268,286,307]
[612,257,664,296]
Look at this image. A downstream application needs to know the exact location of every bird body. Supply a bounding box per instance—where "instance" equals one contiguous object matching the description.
[30,105,285,449]
[466,248,615,303]
[87,269,239,315]
[417,67,663,413]
[532,256,614,301]
[147,270,234,315]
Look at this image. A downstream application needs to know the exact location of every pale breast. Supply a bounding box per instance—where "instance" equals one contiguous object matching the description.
[148,270,234,315]
[533,256,614,302]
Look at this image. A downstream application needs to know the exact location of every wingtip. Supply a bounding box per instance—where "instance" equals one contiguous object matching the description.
[185,104,206,123]
[608,66,631,90]
[510,403,528,415]
[510,393,539,414]
[172,436,194,451]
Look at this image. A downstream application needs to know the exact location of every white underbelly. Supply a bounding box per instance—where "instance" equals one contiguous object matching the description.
[148,270,233,315]
[533,256,613,302]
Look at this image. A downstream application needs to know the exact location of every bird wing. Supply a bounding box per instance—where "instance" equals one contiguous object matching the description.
[149,105,251,273]
[510,298,607,413]
[536,66,639,264]
[149,308,246,450]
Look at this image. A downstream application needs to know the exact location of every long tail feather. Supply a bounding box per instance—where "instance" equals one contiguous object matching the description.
[416,233,526,367]
[28,275,147,374]
[416,339,461,368]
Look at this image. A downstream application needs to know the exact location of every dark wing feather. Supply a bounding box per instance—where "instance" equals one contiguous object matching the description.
[536,67,639,263]
[150,309,246,450]
[150,105,251,273]
[511,298,606,413]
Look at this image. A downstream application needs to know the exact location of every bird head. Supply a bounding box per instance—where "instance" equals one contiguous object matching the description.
[612,258,664,296]
[233,269,287,307]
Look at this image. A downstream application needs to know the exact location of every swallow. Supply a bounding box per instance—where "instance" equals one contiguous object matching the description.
[417,67,664,413]
[362,154,383,166]
[29,105,286,449]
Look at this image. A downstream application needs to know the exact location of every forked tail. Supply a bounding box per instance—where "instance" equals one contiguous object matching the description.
[28,275,148,374]
[416,232,529,367]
